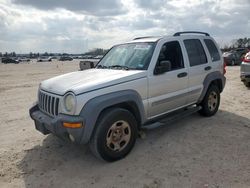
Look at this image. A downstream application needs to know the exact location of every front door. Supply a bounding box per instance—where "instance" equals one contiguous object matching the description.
[148,40,189,118]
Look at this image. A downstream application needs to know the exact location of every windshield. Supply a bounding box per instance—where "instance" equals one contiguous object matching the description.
[96,42,156,70]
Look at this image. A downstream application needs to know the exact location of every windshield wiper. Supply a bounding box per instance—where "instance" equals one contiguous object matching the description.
[108,65,130,70]
[96,65,108,69]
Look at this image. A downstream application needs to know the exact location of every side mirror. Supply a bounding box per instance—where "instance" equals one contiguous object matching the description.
[154,60,171,75]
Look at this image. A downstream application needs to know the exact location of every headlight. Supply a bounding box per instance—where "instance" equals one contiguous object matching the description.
[64,92,76,113]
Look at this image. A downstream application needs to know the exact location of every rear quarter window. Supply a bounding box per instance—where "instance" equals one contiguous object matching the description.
[204,39,220,62]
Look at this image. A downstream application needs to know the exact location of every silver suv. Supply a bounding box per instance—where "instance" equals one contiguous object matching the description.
[30,31,226,161]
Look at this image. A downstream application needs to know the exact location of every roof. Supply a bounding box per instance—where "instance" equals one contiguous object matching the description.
[124,31,213,44]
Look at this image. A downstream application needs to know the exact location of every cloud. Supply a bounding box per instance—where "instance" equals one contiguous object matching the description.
[134,0,250,39]
[134,0,166,10]
[11,0,126,16]
[0,0,249,53]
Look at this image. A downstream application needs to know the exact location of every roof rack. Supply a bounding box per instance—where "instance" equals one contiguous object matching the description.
[173,31,210,37]
[133,36,156,40]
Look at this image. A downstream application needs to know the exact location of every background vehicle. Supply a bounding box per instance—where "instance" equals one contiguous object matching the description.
[37,56,52,62]
[223,48,249,66]
[93,55,104,59]
[79,60,99,70]
[1,58,19,64]
[17,57,30,62]
[240,51,250,87]
[59,56,73,61]
[30,31,226,162]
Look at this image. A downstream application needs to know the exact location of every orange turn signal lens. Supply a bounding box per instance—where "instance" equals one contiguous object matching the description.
[63,122,83,128]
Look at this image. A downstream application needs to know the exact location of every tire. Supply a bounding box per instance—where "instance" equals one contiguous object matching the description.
[199,85,220,117]
[231,59,235,66]
[89,108,138,162]
[244,82,250,88]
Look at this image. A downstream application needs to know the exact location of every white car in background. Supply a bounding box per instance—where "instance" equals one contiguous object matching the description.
[37,56,52,62]
[240,52,250,87]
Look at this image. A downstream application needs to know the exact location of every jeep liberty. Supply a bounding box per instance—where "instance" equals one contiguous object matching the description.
[30,31,226,161]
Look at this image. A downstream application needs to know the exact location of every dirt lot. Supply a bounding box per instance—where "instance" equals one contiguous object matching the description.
[0,61,249,188]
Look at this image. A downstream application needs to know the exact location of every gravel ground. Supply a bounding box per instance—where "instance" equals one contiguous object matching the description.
[0,61,249,188]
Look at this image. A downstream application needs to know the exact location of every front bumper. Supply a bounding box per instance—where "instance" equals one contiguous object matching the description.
[29,104,85,144]
[240,62,250,83]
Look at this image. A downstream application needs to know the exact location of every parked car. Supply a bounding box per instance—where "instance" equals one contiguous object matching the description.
[82,55,94,59]
[37,57,52,62]
[59,56,73,61]
[235,48,249,57]
[79,59,99,70]
[49,56,58,60]
[1,57,19,64]
[93,55,104,59]
[79,61,95,70]
[240,51,250,87]
[223,48,249,66]
[18,57,30,62]
[30,31,226,162]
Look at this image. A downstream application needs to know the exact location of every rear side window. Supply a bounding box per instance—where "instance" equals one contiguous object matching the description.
[204,39,220,62]
[184,39,207,66]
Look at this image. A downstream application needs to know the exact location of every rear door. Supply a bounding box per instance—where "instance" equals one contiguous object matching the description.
[182,38,211,104]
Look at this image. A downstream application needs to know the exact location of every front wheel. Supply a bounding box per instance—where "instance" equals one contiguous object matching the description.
[89,108,138,162]
[199,85,220,117]
[231,60,235,66]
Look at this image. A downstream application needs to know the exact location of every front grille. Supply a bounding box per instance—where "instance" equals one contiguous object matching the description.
[38,91,60,116]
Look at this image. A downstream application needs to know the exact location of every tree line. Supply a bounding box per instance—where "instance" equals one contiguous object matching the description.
[1,37,249,58]
[0,48,109,58]
[84,48,109,56]
[222,37,250,51]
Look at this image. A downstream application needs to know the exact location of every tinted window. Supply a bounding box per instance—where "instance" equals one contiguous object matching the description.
[184,39,207,66]
[157,41,184,71]
[204,39,220,61]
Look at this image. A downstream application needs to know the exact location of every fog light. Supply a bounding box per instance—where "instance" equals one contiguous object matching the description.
[63,122,83,128]
[69,134,75,142]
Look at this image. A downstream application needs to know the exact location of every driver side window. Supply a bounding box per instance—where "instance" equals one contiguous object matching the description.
[157,41,184,71]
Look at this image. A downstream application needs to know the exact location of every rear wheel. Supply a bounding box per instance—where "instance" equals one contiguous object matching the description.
[244,82,250,87]
[199,85,220,117]
[89,108,138,162]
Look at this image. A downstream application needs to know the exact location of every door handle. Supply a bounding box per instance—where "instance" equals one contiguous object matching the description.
[204,66,211,71]
[177,72,188,78]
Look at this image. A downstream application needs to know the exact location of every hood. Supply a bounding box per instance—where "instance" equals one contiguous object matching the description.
[40,69,147,95]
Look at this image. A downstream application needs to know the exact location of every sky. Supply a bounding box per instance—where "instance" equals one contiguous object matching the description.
[0,0,249,53]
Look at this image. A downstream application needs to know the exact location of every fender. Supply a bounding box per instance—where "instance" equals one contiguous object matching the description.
[198,71,226,103]
[79,90,146,144]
